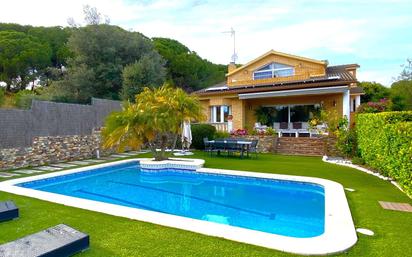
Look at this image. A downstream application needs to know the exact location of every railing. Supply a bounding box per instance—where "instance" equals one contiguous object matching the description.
[227,71,325,87]
[207,122,228,132]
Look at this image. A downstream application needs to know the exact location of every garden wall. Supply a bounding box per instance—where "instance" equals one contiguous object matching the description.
[356,111,412,196]
[0,98,122,148]
[231,135,277,153]
[0,129,115,170]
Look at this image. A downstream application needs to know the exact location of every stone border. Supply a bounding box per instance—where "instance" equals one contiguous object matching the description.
[0,158,357,255]
[322,156,409,197]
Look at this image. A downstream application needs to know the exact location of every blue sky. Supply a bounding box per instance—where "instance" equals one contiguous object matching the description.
[2,0,411,85]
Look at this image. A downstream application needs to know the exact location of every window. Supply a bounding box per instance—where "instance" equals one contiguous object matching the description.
[261,104,321,125]
[351,99,356,112]
[210,105,231,123]
[253,62,294,80]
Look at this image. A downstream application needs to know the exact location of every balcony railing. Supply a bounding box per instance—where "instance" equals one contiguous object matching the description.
[205,122,228,132]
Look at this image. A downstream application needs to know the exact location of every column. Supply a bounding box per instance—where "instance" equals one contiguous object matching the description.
[343,89,350,121]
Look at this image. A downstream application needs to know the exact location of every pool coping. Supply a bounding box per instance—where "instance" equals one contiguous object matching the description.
[0,158,357,255]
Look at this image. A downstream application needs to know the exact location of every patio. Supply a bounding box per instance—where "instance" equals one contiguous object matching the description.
[0,152,411,257]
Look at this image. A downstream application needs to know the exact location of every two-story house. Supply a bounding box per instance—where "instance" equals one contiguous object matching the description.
[194,50,363,135]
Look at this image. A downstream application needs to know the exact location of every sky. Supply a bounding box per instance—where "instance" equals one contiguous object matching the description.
[1,0,411,86]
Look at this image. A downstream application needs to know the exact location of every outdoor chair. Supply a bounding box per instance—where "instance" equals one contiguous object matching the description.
[248,140,259,158]
[226,141,241,156]
[0,224,89,257]
[0,201,18,222]
[203,137,212,153]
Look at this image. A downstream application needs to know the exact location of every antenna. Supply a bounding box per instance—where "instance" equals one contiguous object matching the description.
[222,27,237,63]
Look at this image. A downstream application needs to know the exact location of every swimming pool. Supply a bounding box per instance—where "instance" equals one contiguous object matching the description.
[0,159,357,255]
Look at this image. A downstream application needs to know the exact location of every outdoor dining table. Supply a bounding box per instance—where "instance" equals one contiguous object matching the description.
[206,140,252,158]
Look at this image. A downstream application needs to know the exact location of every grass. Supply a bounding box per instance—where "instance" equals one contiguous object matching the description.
[1,152,411,256]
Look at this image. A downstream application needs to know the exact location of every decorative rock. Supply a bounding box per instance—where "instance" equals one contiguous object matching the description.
[356,228,374,236]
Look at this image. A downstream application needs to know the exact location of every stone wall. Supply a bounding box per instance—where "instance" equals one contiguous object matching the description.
[231,135,339,156]
[0,129,114,170]
[231,135,277,153]
[0,98,121,148]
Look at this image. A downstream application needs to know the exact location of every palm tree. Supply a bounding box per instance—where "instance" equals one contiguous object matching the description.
[102,84,205,161]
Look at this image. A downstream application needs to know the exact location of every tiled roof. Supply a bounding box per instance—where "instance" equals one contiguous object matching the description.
[194,64,358,96]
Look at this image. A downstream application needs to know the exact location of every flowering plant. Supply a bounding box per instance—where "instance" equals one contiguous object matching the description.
[230,128,248,136]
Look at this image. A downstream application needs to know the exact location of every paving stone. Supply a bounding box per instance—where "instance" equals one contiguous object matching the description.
[33,166,63,171]
[110,154,129,158]
[67,161,92,165]
[50,163,78,168]
[379,201,412,212]
[83,159,105,163]
[0,172,19,178]
[12,169,40,174]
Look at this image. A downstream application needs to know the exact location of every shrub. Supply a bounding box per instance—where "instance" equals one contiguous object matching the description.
[191,124,216,149]
[214,131,230,139]
[0,87,5,106]
[13,90,50,109]
[357,98,392,113]
[356,111,412,196]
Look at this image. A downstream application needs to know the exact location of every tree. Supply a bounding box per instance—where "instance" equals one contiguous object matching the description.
[0,31,52,91]
[121,52,166,102]
[391,80,412,110]
[153,37,226,91]
[397,58,412,81]
[53,24,160,102]
[358,81,390,103]
[102,85,205,161]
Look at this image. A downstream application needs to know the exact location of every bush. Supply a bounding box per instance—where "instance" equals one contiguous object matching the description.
[191,124,216,149]
[0,87,5,106]
[334,117,358,158]
[214,131,230,139]
[356,111,412,196]
[357,98,392,113]
[13,89,50,109]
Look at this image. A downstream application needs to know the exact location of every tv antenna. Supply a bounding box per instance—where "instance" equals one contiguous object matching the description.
[222,27,237,63]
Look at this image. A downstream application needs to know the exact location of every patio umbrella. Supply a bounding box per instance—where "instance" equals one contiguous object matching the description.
[181,120,192,152]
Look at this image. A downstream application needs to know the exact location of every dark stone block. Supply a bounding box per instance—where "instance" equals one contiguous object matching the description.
[0,201,19,222]
[0,224,89,257]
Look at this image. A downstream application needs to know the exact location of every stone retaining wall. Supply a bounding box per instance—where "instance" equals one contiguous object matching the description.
[231,135,277,153]
[0,130,114,170]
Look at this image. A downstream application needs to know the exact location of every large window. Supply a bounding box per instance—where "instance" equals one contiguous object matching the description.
[260,104,321,124]
[253,62,294,80]
[210,105,231,123]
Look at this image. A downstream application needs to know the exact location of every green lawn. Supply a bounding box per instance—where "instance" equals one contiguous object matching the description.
[1,152,411,256]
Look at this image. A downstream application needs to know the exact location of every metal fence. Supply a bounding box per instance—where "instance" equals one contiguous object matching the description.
[0,98,122,148]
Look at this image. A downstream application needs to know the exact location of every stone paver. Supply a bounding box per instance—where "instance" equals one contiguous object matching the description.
[11,169,40,174]
[67,161,92,165]
[379,201,412,213]
[33,166,63,171]
[50,163,78,168]
[110,154,129,158]
[83,159,105,163]
[0,172,19,178]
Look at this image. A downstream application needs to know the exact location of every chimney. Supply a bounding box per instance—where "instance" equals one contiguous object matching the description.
[228,62,236,73]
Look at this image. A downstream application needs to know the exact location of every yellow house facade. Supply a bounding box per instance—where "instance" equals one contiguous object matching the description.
[194,50,363,136]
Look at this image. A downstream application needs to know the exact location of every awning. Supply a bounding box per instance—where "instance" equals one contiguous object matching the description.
[238,86,349,99]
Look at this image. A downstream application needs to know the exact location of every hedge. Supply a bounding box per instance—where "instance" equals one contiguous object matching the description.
[356,111,412,196]
[191,124,216,149]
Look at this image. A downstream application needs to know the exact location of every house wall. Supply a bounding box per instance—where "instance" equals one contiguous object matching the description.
[243,93,343,130]
[199,93,345,131]
[227,53,326,86]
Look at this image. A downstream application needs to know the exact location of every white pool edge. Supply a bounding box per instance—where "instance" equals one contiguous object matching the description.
[0,158,357,255]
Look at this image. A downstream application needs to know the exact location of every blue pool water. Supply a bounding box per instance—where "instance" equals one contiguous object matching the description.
[18,161,325,238]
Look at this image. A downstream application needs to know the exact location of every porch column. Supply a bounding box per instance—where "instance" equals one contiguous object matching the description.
[342,89,350,121]
[355,95,361,110]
